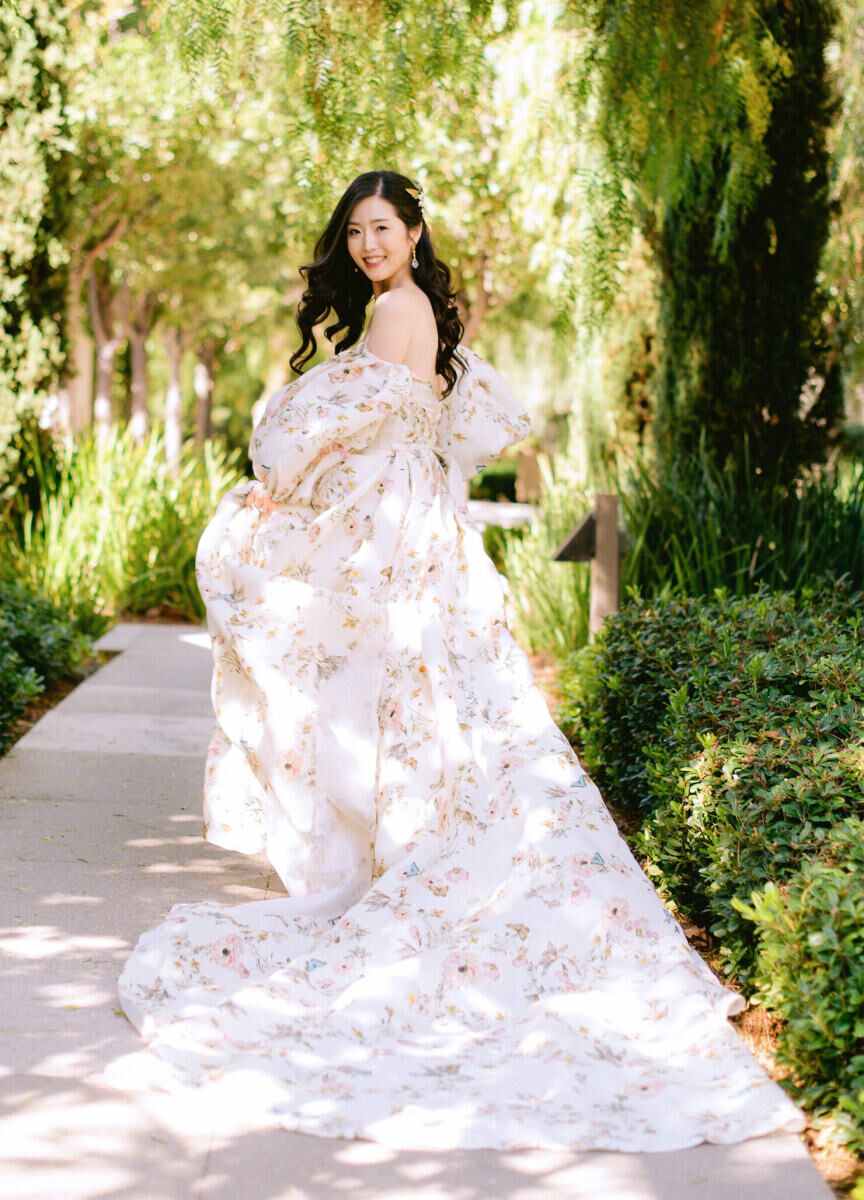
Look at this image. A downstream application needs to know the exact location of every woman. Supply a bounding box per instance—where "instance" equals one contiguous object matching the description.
[111,171,804,1152]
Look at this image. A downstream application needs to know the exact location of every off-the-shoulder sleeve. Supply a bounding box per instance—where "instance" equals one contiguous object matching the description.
[434,344,531,478]
[249,354,413,502]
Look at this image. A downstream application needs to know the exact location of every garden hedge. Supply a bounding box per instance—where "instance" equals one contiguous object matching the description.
[0,581,92,755]
[558,585,864,1148]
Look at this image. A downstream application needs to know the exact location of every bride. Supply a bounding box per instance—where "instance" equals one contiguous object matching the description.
[111,170,804,1152]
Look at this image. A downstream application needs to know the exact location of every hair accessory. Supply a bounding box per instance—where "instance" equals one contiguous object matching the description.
[405,184,425,216]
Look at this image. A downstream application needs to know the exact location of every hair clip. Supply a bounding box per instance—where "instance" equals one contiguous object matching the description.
[405,184,425,215]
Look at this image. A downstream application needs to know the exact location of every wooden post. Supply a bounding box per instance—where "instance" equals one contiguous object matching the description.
[589,494,620,637]
[552,494,626,640]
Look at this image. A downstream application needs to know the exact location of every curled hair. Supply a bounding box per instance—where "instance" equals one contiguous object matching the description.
[290,170,465,396]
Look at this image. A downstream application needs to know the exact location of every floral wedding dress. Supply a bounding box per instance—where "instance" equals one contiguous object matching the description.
[111,341,804,1151]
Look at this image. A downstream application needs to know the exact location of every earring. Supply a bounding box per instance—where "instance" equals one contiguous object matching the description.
[411,244,418,269]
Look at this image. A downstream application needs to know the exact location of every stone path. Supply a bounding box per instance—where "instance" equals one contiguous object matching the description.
[0,621,832,1199]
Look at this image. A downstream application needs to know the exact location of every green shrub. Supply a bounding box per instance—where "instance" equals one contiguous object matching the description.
[498,446,864,659]
[470,459,518,502]
[621,445,864,599]
[0,424,246,636]
[0,579,90,685]
[500,455,592,655]
[734,817,864,1153]
[559,585,864,983]
[0,650,42,756]
[0,580,92,756]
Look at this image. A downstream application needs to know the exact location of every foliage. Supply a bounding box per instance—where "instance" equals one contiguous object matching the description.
[823,1,864,414]
[0,579,92,756]
[499,455,592,655]
[735,817,864,1153]
[0,0,70,451]
[559,586,864,985]
[499,442,864,654]
[0,424,247,636]
[653,0,841,474]
[620,450,864,598]
[470,460,517,503]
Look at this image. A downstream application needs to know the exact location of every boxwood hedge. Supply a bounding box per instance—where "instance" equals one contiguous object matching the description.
[0,581,92,755]
[558,585,864,1147]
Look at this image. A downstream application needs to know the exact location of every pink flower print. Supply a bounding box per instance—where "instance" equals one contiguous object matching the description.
[282,750,303,777]
[424,874,449,897]
[243,486,278,517]
[444,867,469,883]
[482,961,500,981]
[393,905,412,921]
[376,477,394,495]
[425,558,444,584]
[308,523,321,543]
[444,951,482,983]
[544,809,568,832]
[338,916,359,933]
[623,1079,667,1099]
[210,936,249,976]
[344,516,358,537]
[499,754,525,776]
[318,1074,355,1097]
[376,399,391,413]
[333,955,357,975]
[569,853,601,878]
[625,917,658,941]
[570,880,590,904]
[555,965,580,991]
[381,697,403,732]
[328,364,363,384]
[602,898,630,925]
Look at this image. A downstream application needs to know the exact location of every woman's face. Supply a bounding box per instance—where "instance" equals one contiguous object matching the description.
[346,195,421,287]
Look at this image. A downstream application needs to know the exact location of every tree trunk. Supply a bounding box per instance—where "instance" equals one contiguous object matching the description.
[654,0,840,476]
[88,272,127,446]
[461,253,491,347]
[128,290,156,444]
[56,272,94,435]
[163,326,183,472]
[193,340,216,450]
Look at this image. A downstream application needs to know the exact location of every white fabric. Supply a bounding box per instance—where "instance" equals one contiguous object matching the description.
[109,340,805,1152]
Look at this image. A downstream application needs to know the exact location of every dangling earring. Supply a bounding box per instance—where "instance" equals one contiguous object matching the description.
[411,243,418,269]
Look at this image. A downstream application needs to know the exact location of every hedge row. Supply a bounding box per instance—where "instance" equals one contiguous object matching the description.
[0,581,92,755]
[558,586,864,1151]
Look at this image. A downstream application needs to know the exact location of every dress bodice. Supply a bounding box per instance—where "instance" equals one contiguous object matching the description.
[375,377,443,448]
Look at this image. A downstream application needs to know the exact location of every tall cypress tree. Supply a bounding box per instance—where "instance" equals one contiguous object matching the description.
[0,0,70,458]
[654,0,840,474]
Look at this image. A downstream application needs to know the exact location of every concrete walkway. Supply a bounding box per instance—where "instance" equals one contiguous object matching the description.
[0,621,832,1200]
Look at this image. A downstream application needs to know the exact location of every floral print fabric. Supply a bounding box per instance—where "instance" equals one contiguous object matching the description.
[110,342,804,1152]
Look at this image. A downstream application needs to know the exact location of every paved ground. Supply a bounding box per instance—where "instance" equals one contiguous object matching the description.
[0,621,833,1200]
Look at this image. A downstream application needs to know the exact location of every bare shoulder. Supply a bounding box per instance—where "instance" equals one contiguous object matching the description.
[366,287,438,379]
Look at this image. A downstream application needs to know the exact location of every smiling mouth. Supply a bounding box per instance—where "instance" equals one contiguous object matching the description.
[363,256,385,266]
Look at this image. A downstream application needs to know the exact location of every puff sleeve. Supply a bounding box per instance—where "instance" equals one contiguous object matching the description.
[249,354,413,503]
[434,344,531,479]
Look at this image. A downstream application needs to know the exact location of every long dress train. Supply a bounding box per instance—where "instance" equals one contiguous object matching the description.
[108,341,805,1152]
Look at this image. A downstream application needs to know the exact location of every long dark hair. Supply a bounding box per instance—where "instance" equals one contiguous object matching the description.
[290,170,465,396]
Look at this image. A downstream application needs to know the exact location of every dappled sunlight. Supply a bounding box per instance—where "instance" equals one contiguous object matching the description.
[0,926,127,960]
[178,632,212,651]
[126,835,203,848]
[36,982,115,1011]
